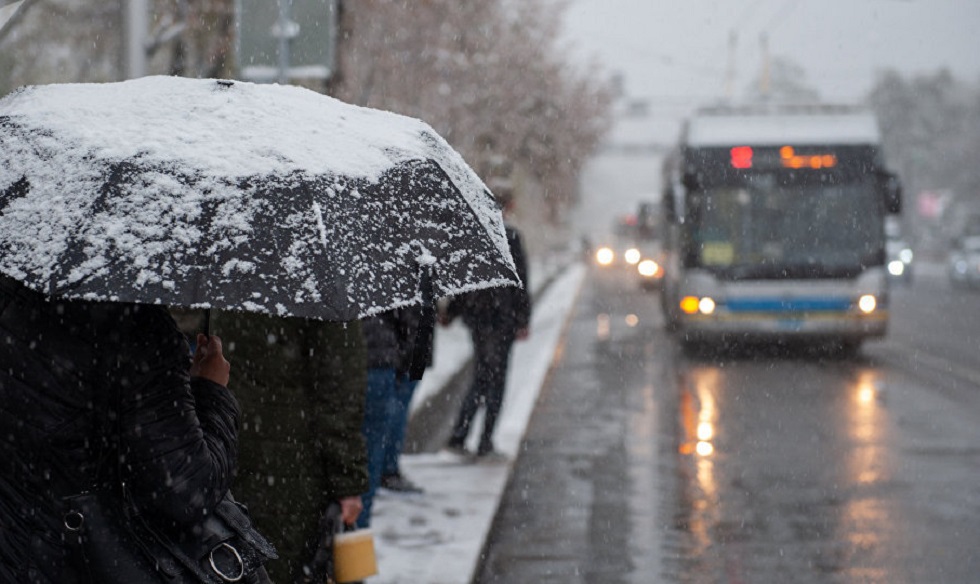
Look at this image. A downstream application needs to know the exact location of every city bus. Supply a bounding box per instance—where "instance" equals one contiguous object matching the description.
[659,104,902,353]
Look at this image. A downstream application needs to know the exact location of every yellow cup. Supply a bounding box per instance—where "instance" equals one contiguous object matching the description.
[333,529,378,583]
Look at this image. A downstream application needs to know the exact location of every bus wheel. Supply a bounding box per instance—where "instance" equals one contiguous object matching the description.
[837,340,863,359]
[662,303,680,331]
[680,338,705,358]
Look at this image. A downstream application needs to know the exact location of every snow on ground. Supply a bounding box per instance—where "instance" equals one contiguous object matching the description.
[368,261,586,584]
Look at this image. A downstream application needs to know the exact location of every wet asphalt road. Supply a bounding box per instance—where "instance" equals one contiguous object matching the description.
[474,264,980,583]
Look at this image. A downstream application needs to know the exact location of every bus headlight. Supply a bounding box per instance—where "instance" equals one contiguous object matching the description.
[637,259,661,278]
[595,247,615,266]
[680,296,700,314]
[624,248,641,265]
[857,294,877,314]
[681,296,716,315]
[698,297,716,315]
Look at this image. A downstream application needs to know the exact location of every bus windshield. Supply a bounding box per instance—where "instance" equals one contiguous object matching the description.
[686,174,883,280]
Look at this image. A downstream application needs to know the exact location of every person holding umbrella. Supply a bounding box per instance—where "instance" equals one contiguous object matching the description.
[0,275,252,582]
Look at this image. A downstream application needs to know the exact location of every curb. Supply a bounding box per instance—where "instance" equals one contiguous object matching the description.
[370,262,586,584]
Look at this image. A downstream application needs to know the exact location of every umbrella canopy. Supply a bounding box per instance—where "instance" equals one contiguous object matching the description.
[0,76,519,320]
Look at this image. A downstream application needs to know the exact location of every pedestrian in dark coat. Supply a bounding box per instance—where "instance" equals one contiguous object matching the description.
[442,203,531,458]
[214,312,369,583]
[0,275,237,583]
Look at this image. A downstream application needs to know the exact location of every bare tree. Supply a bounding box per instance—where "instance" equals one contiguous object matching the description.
[330,0,612,224]
[159,0,235,79]
[869,69,980,206]
[868,68,980,246]
[0,0,234,90]
[1,0,124,89]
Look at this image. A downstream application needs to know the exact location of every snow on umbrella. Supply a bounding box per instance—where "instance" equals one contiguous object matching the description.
[0,76,519,321]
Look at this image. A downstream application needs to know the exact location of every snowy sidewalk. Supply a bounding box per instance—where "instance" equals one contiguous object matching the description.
[368,262,586,584]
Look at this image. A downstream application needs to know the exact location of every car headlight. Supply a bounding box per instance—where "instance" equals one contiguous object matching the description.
[637,259,661,278]
[595,246,615,266]
[624,248,641,265]
[887,260,905,276]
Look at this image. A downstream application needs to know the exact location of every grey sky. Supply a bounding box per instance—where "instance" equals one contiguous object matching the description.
[562,0,980,235]
[561,0,980,105]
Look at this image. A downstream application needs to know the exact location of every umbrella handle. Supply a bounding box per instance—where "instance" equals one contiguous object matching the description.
[202,309,212,337]
[408,268,435,381]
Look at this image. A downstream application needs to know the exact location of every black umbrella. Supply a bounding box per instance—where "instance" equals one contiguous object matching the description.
[0,76,520,322]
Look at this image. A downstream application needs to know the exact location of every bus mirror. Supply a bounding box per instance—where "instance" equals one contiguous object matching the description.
[880,172,902,214]
[681,171,700,193]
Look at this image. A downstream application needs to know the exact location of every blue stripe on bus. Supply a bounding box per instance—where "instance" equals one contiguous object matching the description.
[724,297,852,312]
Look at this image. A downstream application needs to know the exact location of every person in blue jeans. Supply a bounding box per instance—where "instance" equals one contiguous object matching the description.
[357,306,429,527]
[381,368,421,491]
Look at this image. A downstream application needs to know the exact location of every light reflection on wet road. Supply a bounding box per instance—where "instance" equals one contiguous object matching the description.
[479,265,980,583]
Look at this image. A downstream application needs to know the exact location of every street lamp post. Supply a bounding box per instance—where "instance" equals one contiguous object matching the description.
[272,0,300,84]
[125,0,149,79]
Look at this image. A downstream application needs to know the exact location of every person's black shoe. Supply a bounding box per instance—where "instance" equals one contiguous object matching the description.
[380,473,424,494]
[474,449,508,463]
[441,442,470,458]
[476,442,508,461]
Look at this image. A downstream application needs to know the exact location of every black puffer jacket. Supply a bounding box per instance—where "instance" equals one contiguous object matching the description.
[446,225,531,334]
[362,305,430,373]
[0,276,240,583]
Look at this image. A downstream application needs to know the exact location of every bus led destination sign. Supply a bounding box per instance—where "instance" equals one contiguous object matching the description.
[729,146,838,170]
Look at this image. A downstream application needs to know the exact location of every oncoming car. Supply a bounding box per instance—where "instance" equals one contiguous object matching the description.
[948,235,980,288]
[591,238,664,290]
[592,241,642,269]
[886,238,913,284]
[591,214,645,272]
[637,256,664,290]
[594,244,616,267]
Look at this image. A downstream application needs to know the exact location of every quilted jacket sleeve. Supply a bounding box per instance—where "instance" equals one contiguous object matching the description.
[112,304,239,526]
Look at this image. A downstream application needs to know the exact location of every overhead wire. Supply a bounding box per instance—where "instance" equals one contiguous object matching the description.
[763,0,804,32]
